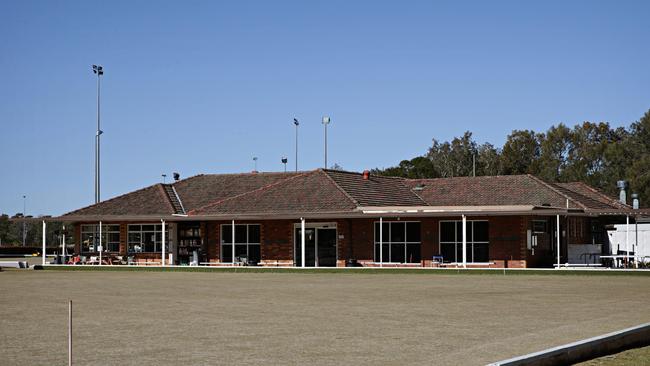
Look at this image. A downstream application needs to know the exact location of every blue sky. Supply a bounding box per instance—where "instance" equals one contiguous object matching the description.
[1,0,649,216]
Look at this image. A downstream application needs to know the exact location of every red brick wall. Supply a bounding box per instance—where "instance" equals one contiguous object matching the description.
[69,215,556,267]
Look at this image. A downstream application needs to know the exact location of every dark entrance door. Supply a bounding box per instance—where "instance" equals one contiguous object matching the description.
[316,228,337,267]
[294,227,337,267]
[294,228,316,267]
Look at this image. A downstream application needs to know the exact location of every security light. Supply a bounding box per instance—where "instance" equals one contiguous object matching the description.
[293,118,299,126]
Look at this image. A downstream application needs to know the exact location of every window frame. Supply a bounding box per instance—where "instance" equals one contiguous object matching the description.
[80,224,120,253]
[220,224,261,263]
[438,220,489,263]
[127,224,169,254]
[373,221,421,264]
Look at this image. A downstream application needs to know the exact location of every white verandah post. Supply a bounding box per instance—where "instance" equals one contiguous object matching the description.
[462,215,467,268]
[301,218,306,268]
[161,219,166,266]
[626,215,629,267]
[99,221,102,265]
[232,219,236,266]
[379,217,383,267]
[42,220,46,266]
[556,214,561,269]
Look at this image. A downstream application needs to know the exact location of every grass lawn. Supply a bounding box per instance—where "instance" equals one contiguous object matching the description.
[1,270,649,365]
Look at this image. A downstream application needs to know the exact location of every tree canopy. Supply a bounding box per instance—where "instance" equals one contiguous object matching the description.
[375,109,650,207]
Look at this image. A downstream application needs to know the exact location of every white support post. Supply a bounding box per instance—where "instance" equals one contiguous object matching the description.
[634,216,640,269]
[42,220,46,266]
[379,217,383,268]
[62,225,66,260]
[626,215,629,267]
[556,215,561,269]
[161,219,166,266]
[301,218,306,268]
[98,221,102,265]
[462,215,467,268]
[232,219,236,266]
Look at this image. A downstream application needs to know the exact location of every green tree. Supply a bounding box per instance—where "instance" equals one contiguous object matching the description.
[500,130,541,175]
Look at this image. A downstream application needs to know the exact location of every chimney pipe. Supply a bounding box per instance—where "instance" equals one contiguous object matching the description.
[617,180,627,205]
[632,193,639,210]
[362,170,370,180]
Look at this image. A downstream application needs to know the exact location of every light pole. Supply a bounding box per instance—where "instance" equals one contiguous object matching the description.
[162,174,167,183]
[22,195,26,247]
[322,116,331,169]
[281,157,288,172]
[92,65,104,204]
[293,118,299,172]
[253,157,258,172]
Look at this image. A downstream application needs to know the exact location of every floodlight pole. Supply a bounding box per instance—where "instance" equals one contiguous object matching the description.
[22,195,26,246]
[322,116,330,169]
[293,119,299,172]
[93,65,104,204]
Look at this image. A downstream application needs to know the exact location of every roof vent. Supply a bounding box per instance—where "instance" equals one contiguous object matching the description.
[413,184,425,191]
[617,180,627,205]
[362,170,370,180]
[252,170,259,174]
[632,193,639,210]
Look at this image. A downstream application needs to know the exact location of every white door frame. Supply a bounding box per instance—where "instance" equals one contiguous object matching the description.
[293,222,338,267]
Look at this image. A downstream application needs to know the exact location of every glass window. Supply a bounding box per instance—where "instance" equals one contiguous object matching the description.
[474,221,489,242]
[235,225,247,244]
[127,224,169,253]
[439,220,489,263]
[220,224,261,264]
[80,224,121,253]
[390,222,405,243]
[374,221,420,263]
[406,222,420,242]
[440,222,456,242]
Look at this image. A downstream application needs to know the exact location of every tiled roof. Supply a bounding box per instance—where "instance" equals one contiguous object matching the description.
[60,169,631,219]
[404,175,583,208]
[551,182,627,211]
[323,170,427,207]
[172,172,303,212]
[62,184,175,217]
[190,170,357,215]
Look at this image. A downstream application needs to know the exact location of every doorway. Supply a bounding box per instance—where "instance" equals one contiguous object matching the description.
[294,224,337,267]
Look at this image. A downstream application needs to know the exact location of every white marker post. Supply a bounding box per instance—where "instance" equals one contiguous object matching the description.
[68,300,72,366]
